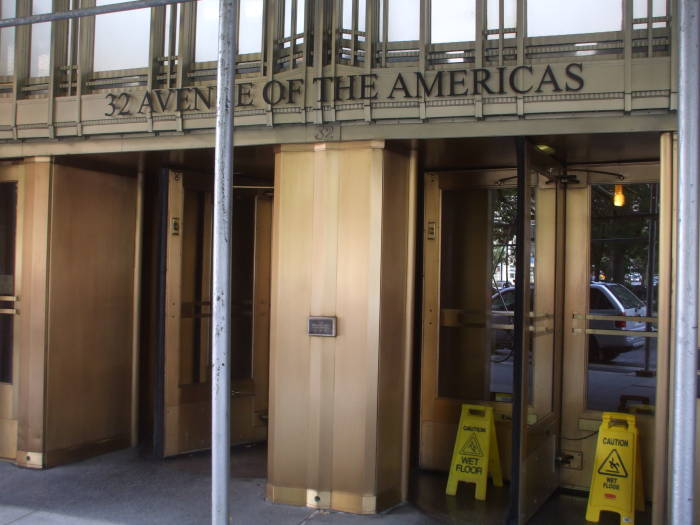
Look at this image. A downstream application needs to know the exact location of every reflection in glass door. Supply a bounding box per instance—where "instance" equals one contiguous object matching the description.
[586,182,659,412]
[489,188,518,398]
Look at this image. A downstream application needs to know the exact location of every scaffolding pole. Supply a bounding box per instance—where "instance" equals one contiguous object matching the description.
[0,0,196,29]
[671,0,699,524]
[212,0,236,523]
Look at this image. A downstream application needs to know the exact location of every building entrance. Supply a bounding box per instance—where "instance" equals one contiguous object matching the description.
[416,135,667,524]
[160,170,272,457]
[0,165,21,461]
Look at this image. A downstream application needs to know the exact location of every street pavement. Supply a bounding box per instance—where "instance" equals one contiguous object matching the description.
[0,446,439,525]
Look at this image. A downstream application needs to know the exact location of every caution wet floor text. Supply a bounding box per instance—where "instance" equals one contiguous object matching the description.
[446,404,503,500]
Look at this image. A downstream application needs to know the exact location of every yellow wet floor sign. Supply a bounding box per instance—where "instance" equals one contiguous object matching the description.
[586,412,644,524]
[446,404,502,500]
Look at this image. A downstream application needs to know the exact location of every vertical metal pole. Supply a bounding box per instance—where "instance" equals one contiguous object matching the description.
[671,0,699,523]
[507,136,527,525]
[131,153,145,446]
[212,0,236,523]
[642,186,657,376]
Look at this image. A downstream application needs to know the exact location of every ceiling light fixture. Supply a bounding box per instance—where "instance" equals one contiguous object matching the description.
[613,184,625,207]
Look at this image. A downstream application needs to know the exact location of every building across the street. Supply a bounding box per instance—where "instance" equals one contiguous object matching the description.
[0,1,695,524]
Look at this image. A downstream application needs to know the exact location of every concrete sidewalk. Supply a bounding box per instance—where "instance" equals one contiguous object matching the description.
[0,446,441,525]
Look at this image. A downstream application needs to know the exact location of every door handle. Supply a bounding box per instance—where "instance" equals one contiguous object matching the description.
[0,296,18,315]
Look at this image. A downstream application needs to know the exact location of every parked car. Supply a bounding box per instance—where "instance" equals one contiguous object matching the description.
[494,280,512,289]
[491,282,647,363]
[588,281,647,362]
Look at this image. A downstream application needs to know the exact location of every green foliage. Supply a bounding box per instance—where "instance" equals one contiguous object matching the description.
[590,183,658,290]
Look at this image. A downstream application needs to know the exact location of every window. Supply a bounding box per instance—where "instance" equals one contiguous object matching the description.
[633,0,667,29]
[30,0,52,77]
[283,0,305,38]
[528,0,623,37]
[93,0,150,71]
[589,287,612,310]
[195,0,218,62]
[607,283,645,310]
[342,0,366,32]
[431,0,475,43]
[196,0,264,61]
[492,289,515,311]
[487,0,516,39]
[387,0,419,41]
[239,0,264,54]
[163,4,181,57]
[0,0,15,76]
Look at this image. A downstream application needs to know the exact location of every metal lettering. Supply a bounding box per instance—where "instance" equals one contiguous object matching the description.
[536,65,563,93]
[262,80,285,105]
[105,93,117,117]
[509,65,534,94]
[472,68,496,95]
[235,83,254,107]
[387,73,413,99]
[565,63,585,91]
[415,71,444,98]
[117,93,131,115]
[100,63,587,117]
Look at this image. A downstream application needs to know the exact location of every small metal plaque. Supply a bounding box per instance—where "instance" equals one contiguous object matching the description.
[308,316,337,337]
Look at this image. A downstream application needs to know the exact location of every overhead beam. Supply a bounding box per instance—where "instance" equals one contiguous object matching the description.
[0,0,197,29]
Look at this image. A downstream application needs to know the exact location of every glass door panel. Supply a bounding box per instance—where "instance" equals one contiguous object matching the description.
[420,144,564,523]
[560,159,663,515]
[438,188,491,401]
[421,172,512,477]
[490,188,518,399]
[587,182,659,412]
[0,182,17,385]
[162,171,271,457]
[510,140,564,524]
[0,170,20,461]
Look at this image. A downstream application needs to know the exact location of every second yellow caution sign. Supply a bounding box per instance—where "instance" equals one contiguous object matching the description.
[586,412,644,524]
[446,404,503,500]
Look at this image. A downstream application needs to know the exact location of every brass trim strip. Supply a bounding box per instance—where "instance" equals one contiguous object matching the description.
[573,313,658,323]
[531,327,554,336]
[489,325,552,334]
[454,322,487,328]
[492,323,514,330]
[0,309,17,315]
[490,311,551,319]
[0,296,17,302]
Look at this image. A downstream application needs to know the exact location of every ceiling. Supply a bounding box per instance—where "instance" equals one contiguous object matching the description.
[420,132,661,171]
[56,131,660,177]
